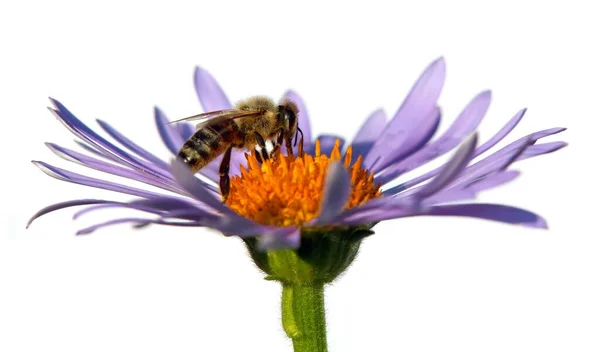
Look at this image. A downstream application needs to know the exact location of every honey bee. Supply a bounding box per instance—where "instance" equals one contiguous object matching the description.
[171,96,304,200]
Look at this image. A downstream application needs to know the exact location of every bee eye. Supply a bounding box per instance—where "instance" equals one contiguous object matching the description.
[278,106,297,131]
[286,110,296,131]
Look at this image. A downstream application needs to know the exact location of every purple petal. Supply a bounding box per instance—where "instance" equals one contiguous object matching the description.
[33,161,169,199]
[383,109,524,194]
[26,199,111,228]
[450,137,533,186]
[364,57,446,170]
[338,201,547,229]
[177,122,195,141]
[72,196,210,220]
[474,108,526,156]
[337,201,415,226]
[257,227,301,250]
[170,159,265,233]
[387,127,566,195]
[348,109,387,159]
[96,119,170,170]
[194,67,232,111]
[76,217,205,236]
[376,91,492,185]
[75,140,110,159]
[312,161,351,225]
[397,137,532,199]
[283,90,312,145]
[372,107,441,172]
[154,106,186,155]
[206,216,277,237]
[170,159,228,209]
[49,100,167,181]
[422,189,477,205]
[45,143,182,193]
[423,170,520,205]
[521,141,567,158]
[467,170,520,192]
[426,203,548,228]
[416,133,478,198]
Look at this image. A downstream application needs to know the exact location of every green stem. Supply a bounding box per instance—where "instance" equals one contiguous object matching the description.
[281,283,328,352]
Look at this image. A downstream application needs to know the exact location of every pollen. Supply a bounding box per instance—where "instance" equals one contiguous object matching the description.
[225,139,381,227]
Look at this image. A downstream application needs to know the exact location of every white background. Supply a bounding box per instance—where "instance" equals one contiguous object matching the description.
[1,1,598,351]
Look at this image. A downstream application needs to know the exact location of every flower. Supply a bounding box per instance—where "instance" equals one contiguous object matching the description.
[28,57,566,251]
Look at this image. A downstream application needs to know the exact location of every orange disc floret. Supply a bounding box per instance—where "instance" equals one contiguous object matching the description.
[225,139,381,227]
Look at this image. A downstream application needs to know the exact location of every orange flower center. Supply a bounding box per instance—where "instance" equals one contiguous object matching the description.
[225,139,381,227]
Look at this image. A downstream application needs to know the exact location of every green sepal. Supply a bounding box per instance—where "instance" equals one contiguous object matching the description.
[243,225,375,285]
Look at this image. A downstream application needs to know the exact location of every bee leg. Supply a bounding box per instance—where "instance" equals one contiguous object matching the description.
[219,145,233,201]
[285,137,294,156]
[254,132,269,161]
[254,149,263,163]
[297,127,304,158]
[269,129,285,158]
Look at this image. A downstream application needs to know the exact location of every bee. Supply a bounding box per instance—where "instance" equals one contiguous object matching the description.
[171,96,304,200]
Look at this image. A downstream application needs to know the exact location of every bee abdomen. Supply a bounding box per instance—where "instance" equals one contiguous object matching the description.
[177,124,234,173]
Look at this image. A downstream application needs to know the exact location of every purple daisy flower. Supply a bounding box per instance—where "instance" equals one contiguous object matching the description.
[28,57,566,250]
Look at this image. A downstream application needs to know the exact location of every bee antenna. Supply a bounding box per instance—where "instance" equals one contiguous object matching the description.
[294,127,303,147]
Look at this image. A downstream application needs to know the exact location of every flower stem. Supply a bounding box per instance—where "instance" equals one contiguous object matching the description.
[281,283,328,352]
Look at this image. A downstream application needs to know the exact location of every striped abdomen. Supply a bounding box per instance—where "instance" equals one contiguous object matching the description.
[177,122,238,173]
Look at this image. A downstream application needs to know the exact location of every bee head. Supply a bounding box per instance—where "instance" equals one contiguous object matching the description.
[278,99,300,142]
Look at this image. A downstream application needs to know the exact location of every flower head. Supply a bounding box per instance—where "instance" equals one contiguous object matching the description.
[29,58,566,253]
[226,139,381,227]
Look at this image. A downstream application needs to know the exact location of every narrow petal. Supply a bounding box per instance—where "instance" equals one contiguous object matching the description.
[337,202,415,226]
[96,119,170,170]
[154,106,186,155]
[467,170,520,192]
[426,203,548,228]
[338,201,547,229]
[283,90,312,145]
[387,127,566,195]
[396,137,531,199]
[75,140,110,159]
[348,108,387,158]
[206,216,277,237]
[474,108,526,156]
[257,228,301,250]
[72,203,162,220]
[450,137,533,185]
[194,67,232,111]
[71,196,212,220]
[376,91,491,185]
[521,141,568,158]
[312,161,351,225]
[416,133,478,198]
[49,100,167,181]
[364,57,446,170]
[76,217,205,235]
[33,161,170,199]
[177,122,195,141]
[372,107,441,172]
[423,189,477,205]
[170,159,264,231]
[423,170,520,205]
[27,199,111,228]
[46,143,182,193]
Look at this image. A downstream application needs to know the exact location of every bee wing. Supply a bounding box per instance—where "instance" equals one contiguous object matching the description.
[168,109,263,129]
